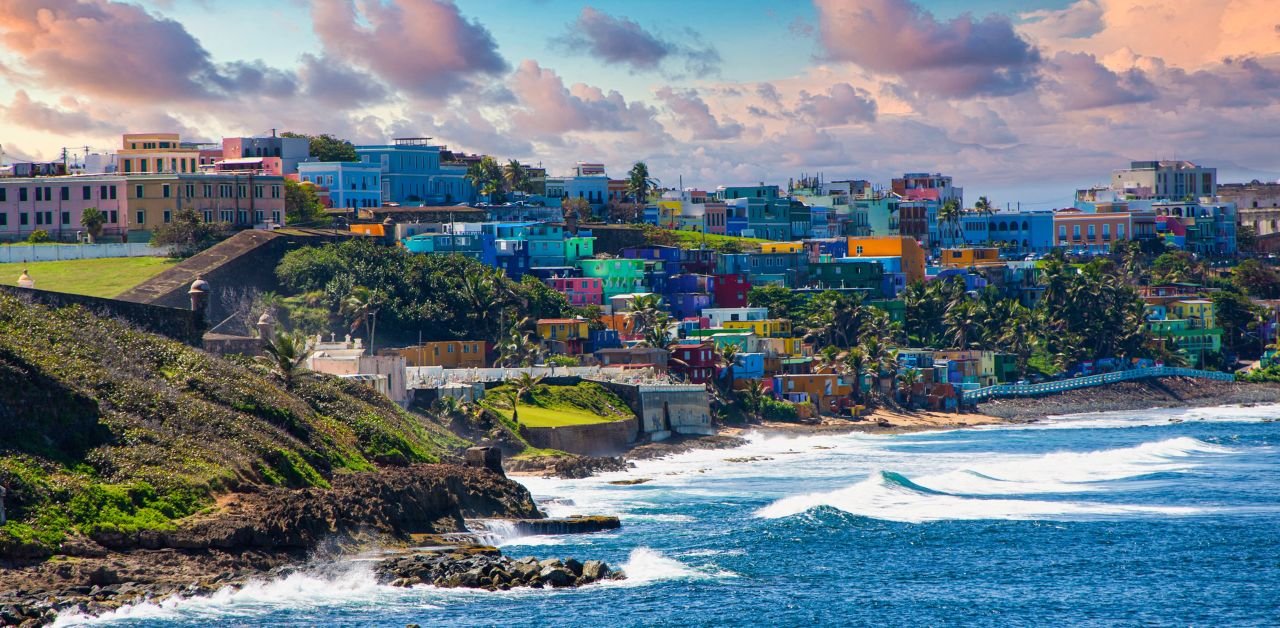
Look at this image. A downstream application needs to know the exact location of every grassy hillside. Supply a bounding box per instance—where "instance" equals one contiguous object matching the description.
[0,293,465,554]
[481,382,633,428]
[0,257,178,298]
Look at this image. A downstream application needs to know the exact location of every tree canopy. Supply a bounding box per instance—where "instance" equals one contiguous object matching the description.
[282,132,358,162]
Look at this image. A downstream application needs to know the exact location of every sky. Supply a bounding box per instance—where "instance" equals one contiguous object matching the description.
[1,0,1279,209]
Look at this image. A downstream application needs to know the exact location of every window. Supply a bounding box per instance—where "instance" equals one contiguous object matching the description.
[163,210,171,223]
[136,210,145,225]
[34,187,42,202]
[162,184,171,199]
[0,188,4,202]
[1118,224,1125,239]
[109,186,117,200]
[82,186,91,200]
[135,185,144,198]
[185,184,194,198]
[109,210,117,224]
[19,188,28,202]
[203,210,213,222]
[271,185,281,199]
[1072,225,1081,239]
[0,214,5,226]
[203,184,212,197]
[1087,224,1095,239]
[34,212,42,225]
[1102,224,1111,239]
[20,213,28,226]
[139,159,148,173]
[123,160,132,173]
[61,211,70,225]
[60,187,69,201]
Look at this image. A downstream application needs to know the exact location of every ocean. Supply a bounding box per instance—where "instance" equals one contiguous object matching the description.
[60,404,1280,627]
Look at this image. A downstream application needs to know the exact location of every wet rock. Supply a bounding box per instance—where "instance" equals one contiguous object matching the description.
[581,560,610,582]
[539,566,575,588]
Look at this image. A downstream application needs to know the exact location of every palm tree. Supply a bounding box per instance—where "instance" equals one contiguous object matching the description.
[80,207,106,243]
[562,197,591,233]
[938,198,962,248]
[630,293,666,334]
[944,299,980,349]
[626,162,658,223]
[341,286,381,351]
[897,368,921,407]
[506,372,545,425]
[973,196,993,215]
[502,159,531,197]
[812,345,842,374]
[737,379,771,422]
[466,156,504,203]
[259,330,311,390]
[843,348,867,405]
[717,343,740,393]
[496,323,543,367]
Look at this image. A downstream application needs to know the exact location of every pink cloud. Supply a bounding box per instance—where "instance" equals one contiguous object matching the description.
[814,0,1042,97]
[508,60,663,139]
[312,0,507,99]
[655,87,743,140]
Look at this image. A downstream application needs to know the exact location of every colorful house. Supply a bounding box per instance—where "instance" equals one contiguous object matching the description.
[669,341,718,384]
[578,258,646,299]
[772,374,852,414]
[847,236,926,284]
[390,341,488,368]
[537,318,591,355]
[545,276,603,306]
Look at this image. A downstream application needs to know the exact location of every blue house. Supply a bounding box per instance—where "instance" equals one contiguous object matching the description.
[732,352,765,380]
[296,161,382,211]
[354,137,474,205]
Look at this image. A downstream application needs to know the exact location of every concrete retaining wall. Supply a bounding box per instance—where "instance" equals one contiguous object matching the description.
[595,381,714,438]
[523,417,639,456]
[0,243,170,263]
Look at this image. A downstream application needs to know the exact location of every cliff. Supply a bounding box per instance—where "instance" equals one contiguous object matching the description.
[0,292,536,559]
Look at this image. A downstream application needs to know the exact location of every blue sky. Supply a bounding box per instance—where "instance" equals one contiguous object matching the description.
[2,0,1279,208]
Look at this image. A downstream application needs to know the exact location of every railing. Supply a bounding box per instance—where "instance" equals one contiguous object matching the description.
[963,366,1235,402]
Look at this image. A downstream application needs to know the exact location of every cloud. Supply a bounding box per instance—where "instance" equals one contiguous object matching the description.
[557,7,722,75]
[507,60,663,139]
[0,0,221,101]
[311,0,507,99]
[1044,51,1157,110]
[655,87,743,140]
[796,83,878,125]
[813,0,1042,97]
[1020,0,1105,40]
[1,91,122,134]
[298,54,389,108]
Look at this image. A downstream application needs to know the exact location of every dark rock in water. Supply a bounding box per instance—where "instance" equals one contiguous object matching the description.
[372,545,622,591]
[539,566,575,587]
[607,478,652,485]
[510,515,621,536]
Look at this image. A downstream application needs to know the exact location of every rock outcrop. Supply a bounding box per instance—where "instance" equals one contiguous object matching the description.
[375,547,623,590]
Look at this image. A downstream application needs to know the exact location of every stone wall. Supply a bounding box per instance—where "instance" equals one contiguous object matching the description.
[522,418,639,456]
[0,284,206,346]
[117,228,364,325]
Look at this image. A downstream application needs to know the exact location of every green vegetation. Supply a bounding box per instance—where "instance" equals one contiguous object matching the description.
[285,179,332,227]
[0,257,177,298]
[275,240,573,346]
[150,208,230,257]
[642,224,768,252]
[481,382,632,428]
[281,132,358,162]
[0,294,463,554]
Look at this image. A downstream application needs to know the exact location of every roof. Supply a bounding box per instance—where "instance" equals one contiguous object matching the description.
[538,318,586,324]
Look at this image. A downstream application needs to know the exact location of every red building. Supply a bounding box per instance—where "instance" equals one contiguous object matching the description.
[713,273,750,308]
[669,341,718,384]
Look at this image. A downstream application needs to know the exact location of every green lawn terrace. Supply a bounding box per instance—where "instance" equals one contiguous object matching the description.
[480,381,633,428]
[0,257,178,298]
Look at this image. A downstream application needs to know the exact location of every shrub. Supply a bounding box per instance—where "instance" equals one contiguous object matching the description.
[26,229,52,243]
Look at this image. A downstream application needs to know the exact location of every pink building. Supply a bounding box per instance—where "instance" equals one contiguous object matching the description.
[704,202,727,235]
[0,175,128,241]
[545,276,603,306]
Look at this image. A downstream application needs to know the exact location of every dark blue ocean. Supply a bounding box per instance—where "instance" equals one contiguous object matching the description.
[62,404,1280,627]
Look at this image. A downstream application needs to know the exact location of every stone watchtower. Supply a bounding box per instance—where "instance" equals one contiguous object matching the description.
[257,310,276,343]
[188,276,210,321]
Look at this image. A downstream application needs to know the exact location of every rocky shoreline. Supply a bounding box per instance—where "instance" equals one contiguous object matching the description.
[980,377,1280,421]
[376,546,622,590]
[0,464,620,626]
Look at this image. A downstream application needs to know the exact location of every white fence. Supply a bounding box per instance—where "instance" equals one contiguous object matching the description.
[407,365,677,389]
[963,366,1235,402]
[0,243,171,263]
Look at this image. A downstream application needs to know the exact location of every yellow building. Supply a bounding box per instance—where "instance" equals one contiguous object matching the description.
[537,318,590,341]
[939,247,1002,268]
[846,236,926,284]
[118,133,202,176]
[759,241,803,254]
[1169,299,1216,329]
[724,318,793,338]
[126,173,285,232]
[389,341,487,368]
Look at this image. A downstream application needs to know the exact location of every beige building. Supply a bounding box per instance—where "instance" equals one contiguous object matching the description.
[1218,181,1280,244]
[118,133,202,176]
[126,172,285,233]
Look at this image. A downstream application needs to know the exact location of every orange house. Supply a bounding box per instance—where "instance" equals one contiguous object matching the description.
[598,312,638,337]
[772,373,853,414]
[846,236,925,284]
[939,247,1002,267]
[388,341,488,368]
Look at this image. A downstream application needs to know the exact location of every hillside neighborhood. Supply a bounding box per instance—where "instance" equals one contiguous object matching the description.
[3,131,1280,457]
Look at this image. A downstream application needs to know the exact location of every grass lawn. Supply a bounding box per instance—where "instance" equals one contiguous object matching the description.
[0,257,178,298]
[668,230,770,251]
[509,404,625,428]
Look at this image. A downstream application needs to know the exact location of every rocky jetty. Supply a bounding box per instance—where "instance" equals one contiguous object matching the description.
[376,546,623,590]
[508,515,621,535]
